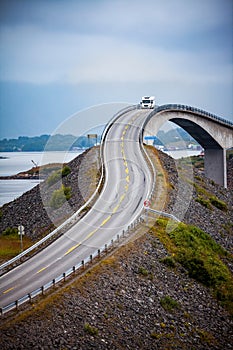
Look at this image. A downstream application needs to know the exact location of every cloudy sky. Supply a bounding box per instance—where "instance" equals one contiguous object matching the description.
[0,0,232,138]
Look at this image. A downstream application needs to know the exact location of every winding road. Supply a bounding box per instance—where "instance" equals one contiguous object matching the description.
[0,108,153,310]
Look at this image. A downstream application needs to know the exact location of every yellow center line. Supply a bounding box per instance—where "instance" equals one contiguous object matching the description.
[63,120,134,257]
[101,215,111,226]
[64,242,81,256]
[37,266,47,274]
[3,286,15,294]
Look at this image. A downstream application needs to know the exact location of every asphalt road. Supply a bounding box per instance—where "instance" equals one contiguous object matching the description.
[0,109,152,309]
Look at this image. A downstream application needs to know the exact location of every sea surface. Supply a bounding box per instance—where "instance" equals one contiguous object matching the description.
[0,151,83,206]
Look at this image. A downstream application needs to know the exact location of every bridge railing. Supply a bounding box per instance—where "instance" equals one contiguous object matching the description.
[151,104,233,128]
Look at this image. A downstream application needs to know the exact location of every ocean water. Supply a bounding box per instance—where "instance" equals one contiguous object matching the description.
[0,151,82,206]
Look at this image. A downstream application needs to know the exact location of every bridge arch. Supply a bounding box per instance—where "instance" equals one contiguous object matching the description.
[142,104,233,187]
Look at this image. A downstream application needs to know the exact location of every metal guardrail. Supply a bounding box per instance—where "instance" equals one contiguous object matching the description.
[0,216,144,315]
[0,105,138,273]
[143,207,180,222]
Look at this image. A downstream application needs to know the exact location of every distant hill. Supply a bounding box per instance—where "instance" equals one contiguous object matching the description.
[0,134,101,152]
[0,127,199,152]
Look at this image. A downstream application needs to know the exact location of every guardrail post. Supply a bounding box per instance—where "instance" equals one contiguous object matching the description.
[41,286,44,295]
[111,239,114,246]
[28,293,32,303]
[105,244,108,253]
[16,300,18,310]
[122,230,125,237]
[53,278,55,287]
[82,260,85,269]
[117,234,120,242]
[98,249,100,258]
[90,255,93,263]
[63,272,66,281]
[73,266,75,273]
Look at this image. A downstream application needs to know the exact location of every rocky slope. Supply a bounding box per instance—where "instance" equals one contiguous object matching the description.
[0,148,232,350]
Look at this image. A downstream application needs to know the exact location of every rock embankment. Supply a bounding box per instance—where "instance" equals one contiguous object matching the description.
[0,147,100,242]
[0,148,232,349]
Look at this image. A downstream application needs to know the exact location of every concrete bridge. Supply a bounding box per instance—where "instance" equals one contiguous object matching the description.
[142,104,233,188]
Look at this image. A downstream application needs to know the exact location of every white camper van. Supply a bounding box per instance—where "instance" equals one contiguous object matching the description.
[140,96,155,109]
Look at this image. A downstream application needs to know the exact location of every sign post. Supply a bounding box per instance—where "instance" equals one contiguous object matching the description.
[143,199,151,226]
[18,225,25,253]
[87,134,98,147]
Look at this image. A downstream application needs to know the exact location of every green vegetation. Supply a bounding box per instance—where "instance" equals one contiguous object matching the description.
[49,185,72,209]
[160,256,176,268]
[61,165,71,177]
[0,227,33,258]
[138,266,149,276]
[195,196,212,210]
[160,295,180,312]
[47,165,71,186]
[151,219,233,315]
[84,322,98,336]
[0,133,101,152]
[209,196,228,212]
[47,170,62,186]
[2,227,18,236]
[194,183,228,212]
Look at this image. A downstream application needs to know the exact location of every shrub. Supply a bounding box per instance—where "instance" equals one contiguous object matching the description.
[160,256,176,268]
[49,185,71,209]
[62,165,71,177]
[160,296,180,312]
[84,323,98,336]
[47,170,62,186]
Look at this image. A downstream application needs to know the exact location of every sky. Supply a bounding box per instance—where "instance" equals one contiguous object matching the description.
[0,0,232,138]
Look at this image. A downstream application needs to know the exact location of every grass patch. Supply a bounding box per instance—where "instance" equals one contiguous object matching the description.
[195,196,212,210]
[160,295,180,312]
[194,184,228,212]
[0,227,33,259]
[138,266,149,276]
[150,219,233,315]
[84,322,98,336]
[209,196,228,212]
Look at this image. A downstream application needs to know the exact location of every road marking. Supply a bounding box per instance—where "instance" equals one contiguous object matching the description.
[37,266,47,274]
[113,204,120,213]
[62,119,134,257]
[3,286,15,294]
[101,215,111,226]
[64,243,81,256]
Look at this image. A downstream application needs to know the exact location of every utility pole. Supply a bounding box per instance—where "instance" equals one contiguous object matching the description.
[18,225,25,253]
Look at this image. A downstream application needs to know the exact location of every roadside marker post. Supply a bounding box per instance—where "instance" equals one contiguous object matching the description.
[143,200,151,226]
[18,225,25,253]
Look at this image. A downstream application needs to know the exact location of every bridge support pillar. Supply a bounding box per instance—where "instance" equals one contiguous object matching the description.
[204,148,227,188]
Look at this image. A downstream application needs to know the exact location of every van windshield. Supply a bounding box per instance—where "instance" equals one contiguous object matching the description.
[142,100,151,103]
